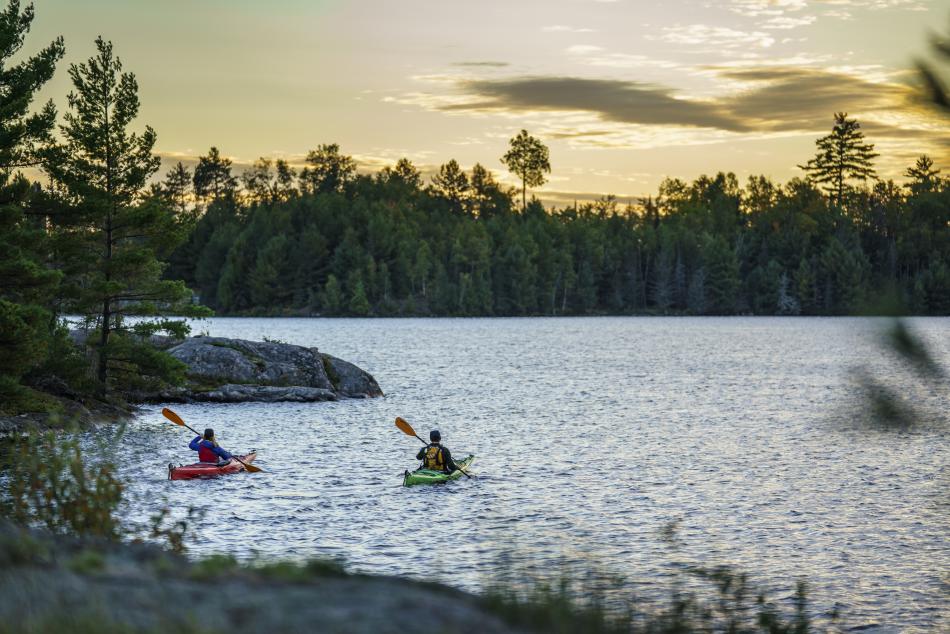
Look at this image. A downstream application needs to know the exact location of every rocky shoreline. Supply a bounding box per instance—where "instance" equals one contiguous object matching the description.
[152,336,383,403]
[0,522,519,633]
[0,335,382,433]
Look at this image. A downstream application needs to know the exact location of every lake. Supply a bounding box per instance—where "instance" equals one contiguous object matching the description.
[113,317,948,631]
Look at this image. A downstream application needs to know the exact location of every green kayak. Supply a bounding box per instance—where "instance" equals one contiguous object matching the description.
[403,454,475,487]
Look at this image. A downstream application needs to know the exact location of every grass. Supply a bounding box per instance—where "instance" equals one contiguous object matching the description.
[481,565,816,633]
[253,558,347,582]
[187,553,240,581]
[67,549,106,574]
[188,553,347,583]
[0,611,211,634]
[0,529,48,568]
[0,383,64,417]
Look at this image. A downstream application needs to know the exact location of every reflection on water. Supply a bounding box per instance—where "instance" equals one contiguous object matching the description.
[108,317,948,631]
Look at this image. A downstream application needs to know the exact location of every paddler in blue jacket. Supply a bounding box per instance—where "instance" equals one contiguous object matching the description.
[189,428,232,464]
[416,429,459,473]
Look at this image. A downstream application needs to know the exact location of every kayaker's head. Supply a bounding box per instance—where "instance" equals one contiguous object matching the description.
[203,428,215,441]
[429,429,441,444]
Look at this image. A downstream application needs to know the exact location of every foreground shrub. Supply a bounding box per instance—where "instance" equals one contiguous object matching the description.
[3,429,123,539]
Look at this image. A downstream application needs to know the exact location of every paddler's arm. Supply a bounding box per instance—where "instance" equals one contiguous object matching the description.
[212,444,232,460]
[188,436,202,451]
[416,446,427,461]
[442,446,459,471]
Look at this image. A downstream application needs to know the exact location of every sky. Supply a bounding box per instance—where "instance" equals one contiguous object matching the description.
[27,0,950,204]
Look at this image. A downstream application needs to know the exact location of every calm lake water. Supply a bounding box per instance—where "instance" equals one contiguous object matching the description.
[113,317,948,631]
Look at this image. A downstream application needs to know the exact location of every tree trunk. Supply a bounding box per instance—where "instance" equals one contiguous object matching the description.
[99,81,114,395]
[522,178,526,213]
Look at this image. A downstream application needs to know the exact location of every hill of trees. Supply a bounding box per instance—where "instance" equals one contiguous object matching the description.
[164,129,950,317]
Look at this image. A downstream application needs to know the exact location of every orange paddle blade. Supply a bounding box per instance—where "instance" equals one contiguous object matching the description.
[162,407,185,426]
[395,416,416,438]
[238,459,262,473]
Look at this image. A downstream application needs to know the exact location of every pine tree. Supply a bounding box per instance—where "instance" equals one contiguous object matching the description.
[905,155,941,196]
[44,38,202,395]
[193,147,237,205]
[799,112,878,208]
[702,236,739,314]
[159,162,192,220]
[0,1,64,407]
[431,159,469,213]
[687,267,707,314]
[381,157,421,190]
[299,144,355,195]
[777,272,801,315]
[321,274,343,314]
[502,129,550,212]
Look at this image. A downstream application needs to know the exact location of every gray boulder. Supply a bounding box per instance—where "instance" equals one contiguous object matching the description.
[163,336,382,403]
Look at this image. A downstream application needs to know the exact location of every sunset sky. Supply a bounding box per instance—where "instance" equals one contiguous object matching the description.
[30,0,950,204]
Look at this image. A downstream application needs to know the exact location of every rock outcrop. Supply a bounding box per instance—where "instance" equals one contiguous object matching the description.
[0,523,520,634]
[161,336,383,403]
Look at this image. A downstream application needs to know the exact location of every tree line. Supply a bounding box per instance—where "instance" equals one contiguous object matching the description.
[163,114,949,318]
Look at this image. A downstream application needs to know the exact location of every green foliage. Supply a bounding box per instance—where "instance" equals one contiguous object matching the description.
[856,318,946,429]
[188,553,240,581]
[4,429,124,539]
[193,146,237,204]
[149,505,206,554]
[299,143,356,195]
[798,112,878,208]
[42,37,201,395]
[168,142,950,317]
[502,129,551,211]
[915,13,950,112]
[252,558,347,583]
[0,528,48,568]
[67,548,105,574]
[483,565,815,634]
[0,2,65,407]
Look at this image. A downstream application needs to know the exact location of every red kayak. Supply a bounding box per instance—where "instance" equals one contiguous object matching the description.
[168,452,257,481]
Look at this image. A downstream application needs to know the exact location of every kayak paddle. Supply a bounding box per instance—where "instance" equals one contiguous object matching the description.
[162,407,262,473]
[395,416,471,479]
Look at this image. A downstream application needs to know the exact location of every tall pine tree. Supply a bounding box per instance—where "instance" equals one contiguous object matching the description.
[799,112,878,209]
[44,37,203,396]
[0,1,64,409]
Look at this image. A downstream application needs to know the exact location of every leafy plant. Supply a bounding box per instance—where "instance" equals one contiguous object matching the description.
[4,428,124,539]
[149,504,206,554]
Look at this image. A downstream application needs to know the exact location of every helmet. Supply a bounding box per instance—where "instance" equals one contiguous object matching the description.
[429,429,441,442]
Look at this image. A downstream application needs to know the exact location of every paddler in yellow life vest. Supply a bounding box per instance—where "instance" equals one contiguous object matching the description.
[416,430,459,473]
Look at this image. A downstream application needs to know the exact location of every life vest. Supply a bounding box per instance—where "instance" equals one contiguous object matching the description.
[423,444,446,471]
[198,440,219,463]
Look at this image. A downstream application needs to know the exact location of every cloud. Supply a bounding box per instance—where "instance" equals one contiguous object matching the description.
[439,76,749,132]
[451,61,510,68]
[542,25,595,33]
[717,66,914,131]
[726,0,928,17]
[657,24,776,49]
[725,0,809,17]
[565,44,605,55]
[565,45,683,69]
[761,15,817,28]
[397,65,941,146]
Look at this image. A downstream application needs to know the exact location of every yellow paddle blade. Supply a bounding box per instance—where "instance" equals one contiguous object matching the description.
[162,407,185,426]
[395,416,416,438]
